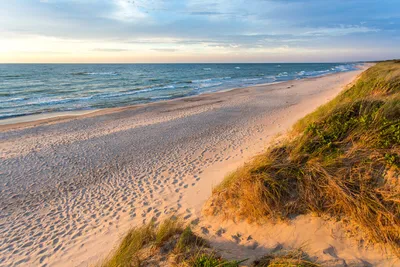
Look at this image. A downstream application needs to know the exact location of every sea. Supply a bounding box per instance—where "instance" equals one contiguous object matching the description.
[0,63,360,120]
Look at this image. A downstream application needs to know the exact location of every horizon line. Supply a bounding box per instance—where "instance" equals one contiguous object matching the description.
[0,60,379,65]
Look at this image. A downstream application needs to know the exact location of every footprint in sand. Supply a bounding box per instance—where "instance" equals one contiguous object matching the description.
[216,228,226,237]
[323,245,338,258]
[247,241,259,250]
[272,243,283,253]
[190,218,199,226]
[231,233,242,244]
[201,227,209,235]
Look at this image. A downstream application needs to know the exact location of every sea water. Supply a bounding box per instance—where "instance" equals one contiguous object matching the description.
[0,63,360,120]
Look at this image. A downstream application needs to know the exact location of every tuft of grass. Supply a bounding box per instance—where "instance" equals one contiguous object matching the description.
[192,254,222,266]
[154,216,183,246]
[176,226,207,252]
[100,217,182,267]
[190,254,245,267]
[100,222,156,267]
[100,218,245,267]
[206,61,400,256]
[252,249,319,267]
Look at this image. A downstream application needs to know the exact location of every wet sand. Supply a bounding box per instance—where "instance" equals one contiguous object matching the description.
[0,66,375,267]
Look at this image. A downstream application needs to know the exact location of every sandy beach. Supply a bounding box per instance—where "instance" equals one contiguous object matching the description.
[2,65,391,267]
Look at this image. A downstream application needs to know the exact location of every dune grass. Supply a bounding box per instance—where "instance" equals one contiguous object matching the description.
[99,218,181,267]
[206,61,400,256]
[251,249,319,267]
[99,217,245,267]
[99,217,315,266]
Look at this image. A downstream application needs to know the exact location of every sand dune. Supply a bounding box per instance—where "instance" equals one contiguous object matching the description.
[0,66,379,267]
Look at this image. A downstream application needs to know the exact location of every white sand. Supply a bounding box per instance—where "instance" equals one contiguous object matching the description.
[198,214,398,266]
[1,64,393,267]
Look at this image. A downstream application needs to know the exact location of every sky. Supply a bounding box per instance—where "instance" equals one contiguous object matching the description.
[0,0,399,63]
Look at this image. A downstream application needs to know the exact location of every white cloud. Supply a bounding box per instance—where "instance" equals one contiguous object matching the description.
[107,0,148,22]
[303,25,379,37]
[106,0,169,22]
[0,0,397,62]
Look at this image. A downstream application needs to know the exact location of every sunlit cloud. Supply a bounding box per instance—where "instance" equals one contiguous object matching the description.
[107,0,148,22]
[0,0,398,62]
[303,25,380,37]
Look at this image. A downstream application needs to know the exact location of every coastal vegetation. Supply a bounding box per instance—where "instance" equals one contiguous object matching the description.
[100,217,318,266]
[99,217,244,267]
[100,61,399,266]
[206,61,400,255]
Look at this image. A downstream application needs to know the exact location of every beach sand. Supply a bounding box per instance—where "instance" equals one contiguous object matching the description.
[1,64,392,267]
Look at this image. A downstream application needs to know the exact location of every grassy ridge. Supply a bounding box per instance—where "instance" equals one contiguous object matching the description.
[206,61,400,255]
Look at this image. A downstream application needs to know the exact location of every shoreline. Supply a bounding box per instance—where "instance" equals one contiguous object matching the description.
[0,67,361,131]
[1,65,381,267]
[0,110,99,126]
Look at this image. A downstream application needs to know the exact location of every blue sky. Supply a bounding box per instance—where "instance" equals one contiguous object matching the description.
[0,0,399,63]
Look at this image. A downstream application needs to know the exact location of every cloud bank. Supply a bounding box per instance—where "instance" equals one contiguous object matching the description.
[0,0,398,62]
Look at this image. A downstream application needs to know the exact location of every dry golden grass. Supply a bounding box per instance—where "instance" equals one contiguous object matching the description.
[99,218,245,267]
[251,249,319,267]
[206,61,400,256]
[99,217,316,266]
[99,218,182,267]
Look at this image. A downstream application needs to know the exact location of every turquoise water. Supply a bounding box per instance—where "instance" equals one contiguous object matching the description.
[0,63,359,120]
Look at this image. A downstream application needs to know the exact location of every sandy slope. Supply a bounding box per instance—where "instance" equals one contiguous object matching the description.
[1,65,390,267]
